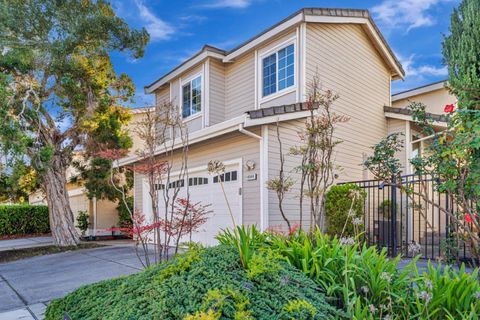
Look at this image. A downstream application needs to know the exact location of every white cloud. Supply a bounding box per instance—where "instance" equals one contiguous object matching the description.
[202,0,252,9]
[371,0,452,32]
[134,0,174,41]
[400,54,448,77]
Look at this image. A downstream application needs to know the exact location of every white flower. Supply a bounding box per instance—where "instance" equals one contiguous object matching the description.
[347,209,356,218]
[384,315,392,320]
[408,242,422,255]
[361,286,369,294]
[339,237,355,246]
[424,279,433,290]
[380,272,392,283]
[418,291,431,304]
[474,291,480,299]
[352,217,363,225]
[368,304,377,313]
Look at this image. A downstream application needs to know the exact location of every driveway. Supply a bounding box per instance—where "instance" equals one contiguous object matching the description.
[0,243,146,319]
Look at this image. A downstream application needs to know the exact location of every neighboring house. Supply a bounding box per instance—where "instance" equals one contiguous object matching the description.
[387,80,454,174]
[118,8,409,245]
[29,107,152,236]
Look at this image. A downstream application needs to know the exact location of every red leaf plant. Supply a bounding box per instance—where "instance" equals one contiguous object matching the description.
[160,198,211,253]
[96,148,130,160]
[109,209,161,239]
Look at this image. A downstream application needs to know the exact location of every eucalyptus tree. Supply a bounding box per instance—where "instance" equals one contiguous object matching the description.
[0,0,149,245]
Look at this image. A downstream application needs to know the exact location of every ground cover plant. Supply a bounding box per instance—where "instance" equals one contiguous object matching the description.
[45,244,340,320]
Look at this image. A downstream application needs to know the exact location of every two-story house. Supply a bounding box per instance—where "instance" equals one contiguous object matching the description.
[121,8,407,245]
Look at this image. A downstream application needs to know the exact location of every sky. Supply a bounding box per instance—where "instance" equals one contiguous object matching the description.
[110,0,460,106]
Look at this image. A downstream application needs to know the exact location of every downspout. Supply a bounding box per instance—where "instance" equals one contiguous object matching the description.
[238,123,268,231]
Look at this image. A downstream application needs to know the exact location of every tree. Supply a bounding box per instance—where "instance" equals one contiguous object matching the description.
[443,0,480,109]
[290,75,349,232]
[0,0,148,246]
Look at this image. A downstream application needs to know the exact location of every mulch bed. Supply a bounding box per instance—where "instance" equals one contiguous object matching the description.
[0,242,106,264]
[0,233,52,240]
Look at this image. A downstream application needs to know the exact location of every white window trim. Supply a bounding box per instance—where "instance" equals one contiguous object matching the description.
[258,36,297,105]
[179,71,204,122]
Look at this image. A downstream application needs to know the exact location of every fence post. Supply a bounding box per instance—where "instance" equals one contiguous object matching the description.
[390,176,397,256]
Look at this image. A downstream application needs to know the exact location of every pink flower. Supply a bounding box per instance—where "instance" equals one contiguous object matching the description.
[444,104,455,113]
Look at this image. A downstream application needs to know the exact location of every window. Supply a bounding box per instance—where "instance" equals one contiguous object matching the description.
[262,43,294,97]
[189,177,208,186]
[182,76,202,118]
[213,171,238,183]
[168,179,185,189]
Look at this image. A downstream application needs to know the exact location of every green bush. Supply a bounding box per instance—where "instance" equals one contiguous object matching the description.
[45,245,340,319]
[116,196,133,228]
[75,210,89,236]
[325,184,366,237]
[0,205,49,236]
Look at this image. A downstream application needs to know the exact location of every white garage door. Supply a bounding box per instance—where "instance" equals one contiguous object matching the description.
[142,163,242,246]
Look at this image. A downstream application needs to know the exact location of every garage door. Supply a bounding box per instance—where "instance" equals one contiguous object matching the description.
[142,163,242,246]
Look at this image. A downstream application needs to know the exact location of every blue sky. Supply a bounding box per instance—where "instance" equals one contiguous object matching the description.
[110,0,459,106]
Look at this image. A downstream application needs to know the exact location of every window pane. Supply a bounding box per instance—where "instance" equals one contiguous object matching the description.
[278,44,294,91]
[262,54,276,97]
[182,83,191,118]
[191,76,202,115]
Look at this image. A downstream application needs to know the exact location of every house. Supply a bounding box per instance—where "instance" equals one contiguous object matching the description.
[29,106,152,237]
[387,80,453,174]
[116,8,412,245]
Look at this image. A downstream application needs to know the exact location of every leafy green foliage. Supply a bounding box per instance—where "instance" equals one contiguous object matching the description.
[0,0,148,244]
[75,211,89,236]
[325,184,366,237]
[116,196,133,229]
[443,0,480,109]
[0,205,49,236]
[45,245,339,320]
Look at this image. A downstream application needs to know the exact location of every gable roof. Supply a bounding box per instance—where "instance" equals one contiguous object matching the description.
[145,7,405,94]
[392,80,448,101]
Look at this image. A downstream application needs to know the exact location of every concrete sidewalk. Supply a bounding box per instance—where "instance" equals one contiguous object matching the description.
[0,237,53,252]
[0,243,146,319]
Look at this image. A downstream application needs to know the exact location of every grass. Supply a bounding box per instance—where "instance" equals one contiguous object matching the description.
[0,242,105,263]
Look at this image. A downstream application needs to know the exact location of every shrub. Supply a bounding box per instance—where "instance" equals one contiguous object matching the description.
[325,184,366,237]
[0,205,49,236]
[75,210,89,236]
[116,196,133,228]
[45,245,340,319]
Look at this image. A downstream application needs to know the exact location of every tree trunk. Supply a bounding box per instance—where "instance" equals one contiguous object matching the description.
[43,155,80,246]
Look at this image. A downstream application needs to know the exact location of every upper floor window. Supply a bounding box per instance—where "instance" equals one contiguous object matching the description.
[182,76,202,118]
[262,44,294,97]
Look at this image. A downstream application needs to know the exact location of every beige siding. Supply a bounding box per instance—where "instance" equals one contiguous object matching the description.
[266,23,392,229]
[96,199,119,230]
[305,23,390,181]
[392,87,455,114]
[267,120,307,228]
[387,118,407,172]
[209,58,225,125]
[133,131,261,226]
[225,52,255,118]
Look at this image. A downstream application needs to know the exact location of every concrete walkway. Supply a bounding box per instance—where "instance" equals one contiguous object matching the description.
[0,243,146,319]
[0,237,53,252]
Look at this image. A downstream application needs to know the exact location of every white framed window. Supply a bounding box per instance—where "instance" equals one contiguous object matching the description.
[182,75,202,119]
[262,43,295,98]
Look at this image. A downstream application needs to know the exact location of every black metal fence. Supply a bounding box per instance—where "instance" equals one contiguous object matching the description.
[344,174,474,262]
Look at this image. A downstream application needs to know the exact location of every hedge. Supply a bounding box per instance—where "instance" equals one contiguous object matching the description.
[0,205,50,236]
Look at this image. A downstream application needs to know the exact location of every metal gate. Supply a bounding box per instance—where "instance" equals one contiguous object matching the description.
[344,174,474,262]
